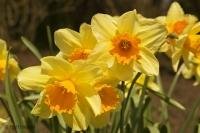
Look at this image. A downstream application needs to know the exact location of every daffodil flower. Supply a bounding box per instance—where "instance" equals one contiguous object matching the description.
[17,56,102,131]
[157,2,198,71]
[167,22,200,71]
[90,73,121,128]
[91,10,167,81]
[0,39,20,81]
[54,23,97,63]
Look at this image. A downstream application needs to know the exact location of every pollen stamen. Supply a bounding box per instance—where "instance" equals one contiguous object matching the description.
[110,34,140,65]
[68,48,91,62]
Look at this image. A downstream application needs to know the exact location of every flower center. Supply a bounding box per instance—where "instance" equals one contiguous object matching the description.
[184,35,200,57]
[168,20,188,35]
[110,34,140,64]
[68,48,91,62]
[44,80,77,114]
[97,84,120,112]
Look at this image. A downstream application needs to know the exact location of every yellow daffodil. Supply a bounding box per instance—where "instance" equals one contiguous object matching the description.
[90,73,121,128]
[54,23,97,63]
[91,10,167,81]
[17,56,102,131]
[156,2,198,71]
[0,39,20,81]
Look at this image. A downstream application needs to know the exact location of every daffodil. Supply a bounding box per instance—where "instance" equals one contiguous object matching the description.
[17,56,102,131]
[0,39,20,81]
[156,2,198,71]
[90,73,121,128]
[91,10,167,81]
[54,23,97,63]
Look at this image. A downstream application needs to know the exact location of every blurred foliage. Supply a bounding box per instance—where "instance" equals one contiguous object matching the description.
[0,0,199,51]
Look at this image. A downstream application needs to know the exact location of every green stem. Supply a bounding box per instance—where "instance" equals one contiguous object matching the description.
[117,73,141,133]
[124,73,141,109]
[157,74,171,133]
[168,64,184,97]
[4,52,25,133]
[132,76,149,131]
[120,81,125,133]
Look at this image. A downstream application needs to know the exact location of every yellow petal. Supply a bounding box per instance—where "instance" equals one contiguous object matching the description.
[8,58,20,81]
[0,39,6,59]
[17,66,51,91]
[190,22,200,35]
[172,49,182,72]
[80,23,97,49]
[62,102,89,131]
[184,15,198,33]
[41,56,74,80]
[85,94,101,116]
[109,60,133,81]
[167,2,185,22]
[182,65,194,79]
[136,17,167,52]
[136,47,159,75]
[156,16,166,25]
[31,91,53,118]
[0,118,7,124]
[91,13,117,41]
[54,28,81,55]
[118,10,137,34]
[73,63,100,83]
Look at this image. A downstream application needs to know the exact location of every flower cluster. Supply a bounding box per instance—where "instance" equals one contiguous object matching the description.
[11,1,200,131]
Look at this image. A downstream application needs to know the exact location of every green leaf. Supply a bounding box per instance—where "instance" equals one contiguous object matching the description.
[4,52,26,133]
[147,124,160,133]
[148,89,185,110]
[197,124,200,133]
[23,94,40,101]
[21,36,42,60]
[46,26,54,54]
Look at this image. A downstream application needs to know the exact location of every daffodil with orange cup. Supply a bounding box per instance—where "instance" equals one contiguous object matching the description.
[91,10,167,81]
[157,2,198,71]
[17,56,102,131]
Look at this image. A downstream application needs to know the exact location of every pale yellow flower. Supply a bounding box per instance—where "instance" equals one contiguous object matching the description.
[17,56,102,131]
[91,10,167,81]
[54,23,97,63]
[90,73,121,128]
[157,2,198,71]
[0,39,20,81]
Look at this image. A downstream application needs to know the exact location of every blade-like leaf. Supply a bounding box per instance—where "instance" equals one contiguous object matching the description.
[148,89,185,110]
[4,52,26,133]
[21,36,42,60]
